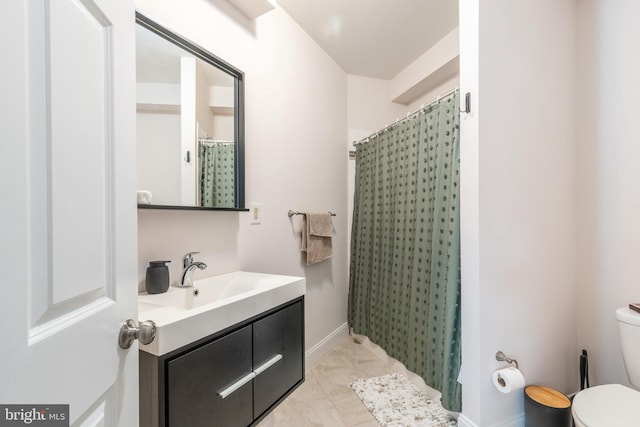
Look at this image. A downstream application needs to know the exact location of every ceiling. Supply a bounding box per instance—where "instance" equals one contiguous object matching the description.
[276,0,459,80]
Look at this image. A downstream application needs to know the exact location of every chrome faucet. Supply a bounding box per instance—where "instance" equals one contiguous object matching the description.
[180,252,207,287]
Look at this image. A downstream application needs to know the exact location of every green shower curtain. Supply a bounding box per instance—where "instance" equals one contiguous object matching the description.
[348,92,461,411]
[199,142,235,207]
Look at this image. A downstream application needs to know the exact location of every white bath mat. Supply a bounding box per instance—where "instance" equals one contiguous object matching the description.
[351,373,457,427]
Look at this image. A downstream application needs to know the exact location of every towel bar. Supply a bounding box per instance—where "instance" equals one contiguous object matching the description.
[287,210,336,217]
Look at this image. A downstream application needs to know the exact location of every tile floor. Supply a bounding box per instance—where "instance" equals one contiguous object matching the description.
[257,334,447,427]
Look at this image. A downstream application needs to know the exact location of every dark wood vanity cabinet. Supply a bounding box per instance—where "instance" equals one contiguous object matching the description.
[140,298,304,427]
[167,325,254,427]
[252,300,304,419]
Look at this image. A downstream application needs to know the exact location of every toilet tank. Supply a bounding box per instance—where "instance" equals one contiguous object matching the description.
[616,307,640,388]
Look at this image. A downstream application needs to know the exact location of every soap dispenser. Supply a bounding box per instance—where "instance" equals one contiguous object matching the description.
[145,260,171,294]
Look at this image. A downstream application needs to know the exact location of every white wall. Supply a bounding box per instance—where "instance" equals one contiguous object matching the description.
[347,75,407,135]
[136,111,181,204]
[459,0,481,424]
[237,5,349,363]
[406,77,459,113]
[195,62,214,137]
[576,0,640,388]
[460,1,578,425]
[135,0,349,363]
[460,2,640,425]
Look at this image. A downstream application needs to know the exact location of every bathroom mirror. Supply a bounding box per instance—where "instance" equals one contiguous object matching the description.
[135,12,245,210]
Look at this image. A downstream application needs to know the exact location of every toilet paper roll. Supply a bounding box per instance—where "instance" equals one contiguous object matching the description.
[492,367,525,394]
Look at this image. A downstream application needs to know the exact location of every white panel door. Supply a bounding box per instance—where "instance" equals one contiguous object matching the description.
[0,0,137,425]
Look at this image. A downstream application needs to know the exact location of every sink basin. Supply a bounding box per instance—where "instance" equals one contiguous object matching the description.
[138,271,298,310]
[138,271,305,355]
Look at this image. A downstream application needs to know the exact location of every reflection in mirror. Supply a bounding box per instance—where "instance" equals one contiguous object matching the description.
[135,13,245,210]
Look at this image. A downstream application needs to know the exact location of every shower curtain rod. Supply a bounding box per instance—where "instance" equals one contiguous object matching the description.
[199,137,234,144]
[353,86,460,146]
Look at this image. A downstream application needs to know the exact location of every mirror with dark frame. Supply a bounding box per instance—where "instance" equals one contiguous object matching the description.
[135,12,245,211]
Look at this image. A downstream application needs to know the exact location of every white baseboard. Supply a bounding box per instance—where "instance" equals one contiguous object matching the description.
[490,414,524,427]
[305,322,349,369]
[457,414,479,427]
[458,413,524,427]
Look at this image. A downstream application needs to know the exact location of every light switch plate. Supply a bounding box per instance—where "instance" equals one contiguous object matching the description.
[250,202,261,224]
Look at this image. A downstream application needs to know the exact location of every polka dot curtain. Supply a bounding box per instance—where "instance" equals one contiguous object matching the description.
[348,92,461,411]
[199,142,235,208]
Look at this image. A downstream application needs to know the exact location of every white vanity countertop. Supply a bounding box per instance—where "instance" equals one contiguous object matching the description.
[138,271,305,356]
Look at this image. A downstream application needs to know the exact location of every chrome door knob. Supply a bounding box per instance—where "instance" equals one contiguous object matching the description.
[118,319,156,349]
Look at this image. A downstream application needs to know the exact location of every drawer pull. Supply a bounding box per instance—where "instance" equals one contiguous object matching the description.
[253,354,283,376]
[218,372,256,399]
[217,354,283,399]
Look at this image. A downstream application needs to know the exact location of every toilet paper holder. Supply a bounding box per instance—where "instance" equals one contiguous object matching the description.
[496,351,519,369]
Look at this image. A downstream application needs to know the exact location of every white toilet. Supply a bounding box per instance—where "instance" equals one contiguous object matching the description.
[572,307,640,426]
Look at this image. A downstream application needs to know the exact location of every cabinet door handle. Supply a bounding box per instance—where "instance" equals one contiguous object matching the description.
[217,354,282,399]
[253,354,283,376]
[218,372,256,399]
